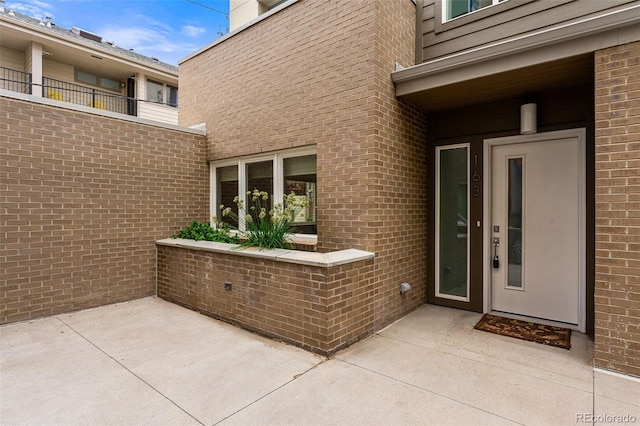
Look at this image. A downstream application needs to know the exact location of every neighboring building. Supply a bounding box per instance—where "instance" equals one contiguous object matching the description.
[179,0,640,378]
[0,5,179,125]
[229,0,286,31]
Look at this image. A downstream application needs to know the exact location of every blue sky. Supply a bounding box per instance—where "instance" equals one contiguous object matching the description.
[6,0,230,65]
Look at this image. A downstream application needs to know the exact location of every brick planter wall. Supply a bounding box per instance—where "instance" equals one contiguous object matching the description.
[157,240,375,356]
[594,41,640,378]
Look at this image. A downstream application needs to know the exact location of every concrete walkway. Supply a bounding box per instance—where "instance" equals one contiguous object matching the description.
[1,297,638,425]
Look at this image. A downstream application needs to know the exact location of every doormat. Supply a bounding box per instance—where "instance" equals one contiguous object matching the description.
[474,314,571,350]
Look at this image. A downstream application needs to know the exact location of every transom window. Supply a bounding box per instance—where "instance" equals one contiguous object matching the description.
[75,70,120,92]
[444,0,505,21]
[211,147,317,235]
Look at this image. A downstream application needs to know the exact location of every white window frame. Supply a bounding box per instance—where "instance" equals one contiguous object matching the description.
[442,0,503,22]
[210,146,317,237]
[146,79,164,103]
[146,78,178,107]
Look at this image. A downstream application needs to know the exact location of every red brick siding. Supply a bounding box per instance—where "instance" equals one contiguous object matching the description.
[594,41,640,378]
[1,96,208,323]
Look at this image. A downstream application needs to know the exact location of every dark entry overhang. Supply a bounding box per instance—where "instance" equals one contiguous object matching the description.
[392,4,640,112]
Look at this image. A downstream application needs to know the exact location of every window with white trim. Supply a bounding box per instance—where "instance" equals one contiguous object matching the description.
[146,79,178,107]
[211,147,317,235]
[443,0,505,21]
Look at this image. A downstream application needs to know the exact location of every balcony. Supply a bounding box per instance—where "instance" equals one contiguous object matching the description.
[1,66,177,124]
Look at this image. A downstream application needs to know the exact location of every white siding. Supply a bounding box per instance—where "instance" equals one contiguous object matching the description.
[0,47,27,92]
[139,102,178,125]
[0,46,25,71]
[136,73,178,124]
[229,0,262,30]
[43,60,74,81]
[24,45,32,73]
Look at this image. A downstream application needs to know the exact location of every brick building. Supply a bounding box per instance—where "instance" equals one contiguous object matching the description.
[178,0,640,377]
[2,0,639,379]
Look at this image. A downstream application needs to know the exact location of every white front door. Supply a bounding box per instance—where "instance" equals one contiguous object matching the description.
[486,129,586,330]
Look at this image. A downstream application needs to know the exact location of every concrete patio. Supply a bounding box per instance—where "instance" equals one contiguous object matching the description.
[1,297,638,425]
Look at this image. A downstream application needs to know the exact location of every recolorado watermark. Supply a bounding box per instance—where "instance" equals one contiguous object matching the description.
[576,413,637,424]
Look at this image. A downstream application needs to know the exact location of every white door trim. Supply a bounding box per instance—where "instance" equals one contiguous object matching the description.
[482,128,586,332]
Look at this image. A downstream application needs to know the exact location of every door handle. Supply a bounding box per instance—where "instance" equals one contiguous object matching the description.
[493,237,500,268]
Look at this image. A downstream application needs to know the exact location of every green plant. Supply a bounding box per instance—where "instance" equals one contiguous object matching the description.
[217,189,308,250]
[172,220,237,243]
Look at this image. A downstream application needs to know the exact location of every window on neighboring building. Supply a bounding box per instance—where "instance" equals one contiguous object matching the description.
[75,70,120,92]
[146,79,178,107]
[100,78,121,92]
[211,148,317,235]
[443,0,505,21]
[146,79,164,103]
[168,85,178,107]
[261,0,288,11]
[76,71,97,86]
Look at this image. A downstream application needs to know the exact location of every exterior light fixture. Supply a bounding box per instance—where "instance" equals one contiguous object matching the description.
[520,103,537,134]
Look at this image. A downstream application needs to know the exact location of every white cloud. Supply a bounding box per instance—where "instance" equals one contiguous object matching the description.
[181,25,206,38]
[131,13,173,33]
[7,3,214,65]
[99,26,193,52]
[97,24,201,64]
[95,11,212,64]
[7,0,55,19]
[97,12,201,54]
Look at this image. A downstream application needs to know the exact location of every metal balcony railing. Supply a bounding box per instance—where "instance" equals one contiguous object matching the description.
[0,66,31,94]
[1,66,177,117]
[42,77,130,114]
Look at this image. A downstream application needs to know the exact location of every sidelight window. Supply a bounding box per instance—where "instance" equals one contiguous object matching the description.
[436,144,470,301]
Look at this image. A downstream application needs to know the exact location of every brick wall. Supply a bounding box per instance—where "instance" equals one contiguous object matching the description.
[179,0,427,331]
[157,244,375,355]
[1,96,209,323]
[594,41,640,378]
[370,0,429,327]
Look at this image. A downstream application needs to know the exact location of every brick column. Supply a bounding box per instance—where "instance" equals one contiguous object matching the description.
[594,41,640,378]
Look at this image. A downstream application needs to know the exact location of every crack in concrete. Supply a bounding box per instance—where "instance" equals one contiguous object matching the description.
[56,316,206,426]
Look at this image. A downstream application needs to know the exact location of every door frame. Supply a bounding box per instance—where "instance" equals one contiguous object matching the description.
[482,128,587,332]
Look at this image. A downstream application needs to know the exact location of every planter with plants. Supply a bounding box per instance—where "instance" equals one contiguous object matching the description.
[171,189,309,250]
[171,220,237,243]
[217,189,309,250]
